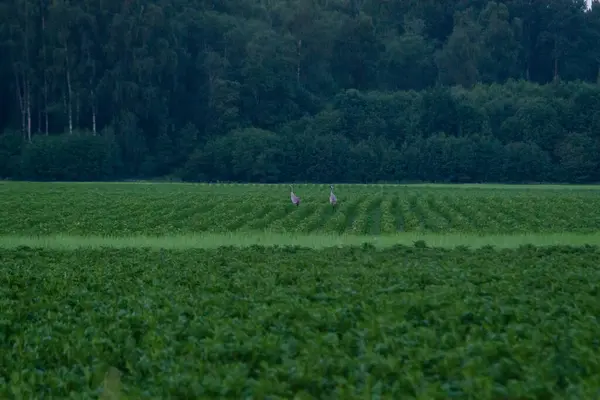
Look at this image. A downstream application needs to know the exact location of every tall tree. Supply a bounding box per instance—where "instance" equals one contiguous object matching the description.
[477,2,522,82]
[435,9,481,87]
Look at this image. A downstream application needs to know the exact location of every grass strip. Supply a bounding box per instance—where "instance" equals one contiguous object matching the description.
[1,231,600,250]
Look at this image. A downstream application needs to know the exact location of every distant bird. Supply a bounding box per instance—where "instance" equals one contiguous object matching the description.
[290,185,300,206]
[329,184,337,207]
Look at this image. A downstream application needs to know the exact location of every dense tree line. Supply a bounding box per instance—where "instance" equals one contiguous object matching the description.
[1,0,600,183]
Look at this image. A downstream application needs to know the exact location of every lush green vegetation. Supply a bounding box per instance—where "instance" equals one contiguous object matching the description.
[4,0,600,394]
[2,182,600,397]
[2,1,600,183]
[3,182,600,237]
[3,245,600,398]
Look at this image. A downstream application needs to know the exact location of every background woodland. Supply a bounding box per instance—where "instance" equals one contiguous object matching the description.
[2,0,600,183]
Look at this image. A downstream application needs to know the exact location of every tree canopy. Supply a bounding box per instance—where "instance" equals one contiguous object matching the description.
[1,0,600,183]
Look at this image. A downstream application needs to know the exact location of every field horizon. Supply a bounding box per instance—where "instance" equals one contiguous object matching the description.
[3,180,600,189]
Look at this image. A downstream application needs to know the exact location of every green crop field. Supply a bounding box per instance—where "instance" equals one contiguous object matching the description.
[3,181,600,238]
[2,181,600,398]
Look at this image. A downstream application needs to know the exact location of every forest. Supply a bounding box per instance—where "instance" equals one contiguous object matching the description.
[1,0,600,183]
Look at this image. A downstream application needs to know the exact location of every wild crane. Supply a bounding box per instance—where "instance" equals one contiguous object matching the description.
[329,184,337,208]
[290,185,300,206]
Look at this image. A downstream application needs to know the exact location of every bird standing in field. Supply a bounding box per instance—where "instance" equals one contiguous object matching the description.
[290,185,300,206]
[329,184,337,208]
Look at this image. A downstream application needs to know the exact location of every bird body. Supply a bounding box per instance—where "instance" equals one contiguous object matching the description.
[290,185,300,206]
[329,184,337,207]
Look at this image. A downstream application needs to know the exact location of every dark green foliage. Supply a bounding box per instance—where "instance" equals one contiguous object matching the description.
[2,245,600,397]
[1,0,600,183]
[19,133,121,181]
[0,131,24,178]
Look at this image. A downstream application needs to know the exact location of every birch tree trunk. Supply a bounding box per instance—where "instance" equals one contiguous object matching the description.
[26,78,31,141]
[14,68,26,136]
[42,3,49,135]
[91,89,97,135]
[66,51,73,135]
[24,0,32,141]
[296,39,301,84]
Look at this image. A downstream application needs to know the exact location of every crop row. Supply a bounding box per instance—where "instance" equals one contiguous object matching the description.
[1,244,600,397]
[2,182,600,235]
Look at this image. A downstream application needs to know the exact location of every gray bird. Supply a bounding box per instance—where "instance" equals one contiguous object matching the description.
[329,184,337,207]
[290,185,300,206]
